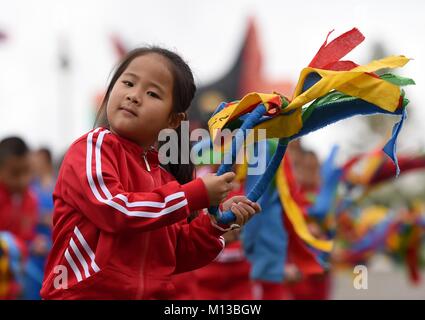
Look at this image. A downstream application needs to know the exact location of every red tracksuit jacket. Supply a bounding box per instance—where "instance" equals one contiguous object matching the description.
[40,128,226,299]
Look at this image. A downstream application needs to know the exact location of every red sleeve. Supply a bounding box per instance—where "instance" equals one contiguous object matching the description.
[59,129,209,234]
[173,212,225,274]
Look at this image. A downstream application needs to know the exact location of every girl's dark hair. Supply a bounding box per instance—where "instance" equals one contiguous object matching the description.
[95,46,196,185]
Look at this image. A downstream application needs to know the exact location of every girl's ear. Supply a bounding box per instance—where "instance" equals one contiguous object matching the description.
[168,112,186,129]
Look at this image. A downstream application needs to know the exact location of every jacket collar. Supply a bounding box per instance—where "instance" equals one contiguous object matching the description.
[108,129,159,168]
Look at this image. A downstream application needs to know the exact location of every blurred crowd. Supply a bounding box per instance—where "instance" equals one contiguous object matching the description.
[0,136,55,299]
[0,134,424,300]
[173,138,425,300]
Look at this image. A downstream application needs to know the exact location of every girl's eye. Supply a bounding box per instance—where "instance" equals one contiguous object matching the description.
[122,80,134,87]
[147,91,160,99]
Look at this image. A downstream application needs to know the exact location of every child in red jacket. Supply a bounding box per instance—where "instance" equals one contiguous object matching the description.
[41,47,261,299]
[0,137,38,243]
[0,137,38,298]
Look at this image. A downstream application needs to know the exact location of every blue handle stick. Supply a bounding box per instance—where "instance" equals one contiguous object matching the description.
[208,104,267,219]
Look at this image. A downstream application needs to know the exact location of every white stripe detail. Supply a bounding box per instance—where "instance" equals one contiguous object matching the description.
[114,192,185,208]
[69,238,91,278]
[65,249,83,282]
[85,128,188,218]
[95,129,185,209]
[74,226,100,273]
[95,130,113,199]
[106,198,188,218]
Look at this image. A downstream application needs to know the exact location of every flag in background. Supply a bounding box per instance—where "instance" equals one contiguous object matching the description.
[188,18,294,128]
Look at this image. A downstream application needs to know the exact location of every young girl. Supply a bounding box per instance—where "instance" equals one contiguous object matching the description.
[40,47,260,299]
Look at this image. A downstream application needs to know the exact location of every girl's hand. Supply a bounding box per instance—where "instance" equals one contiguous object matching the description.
[222,195,261,227]
[201,172,236,206]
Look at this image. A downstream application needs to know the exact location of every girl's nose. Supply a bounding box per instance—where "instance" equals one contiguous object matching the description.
[126,93,141,105]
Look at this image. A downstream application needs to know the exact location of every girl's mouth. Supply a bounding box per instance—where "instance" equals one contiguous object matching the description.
[119,106,137,117]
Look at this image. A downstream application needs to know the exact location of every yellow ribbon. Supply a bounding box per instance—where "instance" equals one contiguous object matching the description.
[276,160,334,252]
[356,206,389,236]
[288,55,409,112]
[208,92,283,143]
[208,55,409,145]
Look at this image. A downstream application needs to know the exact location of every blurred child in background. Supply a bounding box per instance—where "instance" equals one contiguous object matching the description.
[0,137,38,299]
[21,148,56,299]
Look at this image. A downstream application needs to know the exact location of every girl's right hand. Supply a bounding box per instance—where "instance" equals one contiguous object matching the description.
[201,172,236,206]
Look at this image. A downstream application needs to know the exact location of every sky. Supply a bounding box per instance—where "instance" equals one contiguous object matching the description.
[0,0,424,162]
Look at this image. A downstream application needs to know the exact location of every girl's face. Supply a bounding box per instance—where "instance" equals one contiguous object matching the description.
[107,53,175,147]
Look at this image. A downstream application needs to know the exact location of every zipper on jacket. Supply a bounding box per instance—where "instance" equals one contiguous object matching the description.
[142,151,151,172]
[135,234,150,299]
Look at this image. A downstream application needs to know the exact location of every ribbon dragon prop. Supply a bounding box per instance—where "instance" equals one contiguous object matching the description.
[203,28,413,228]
